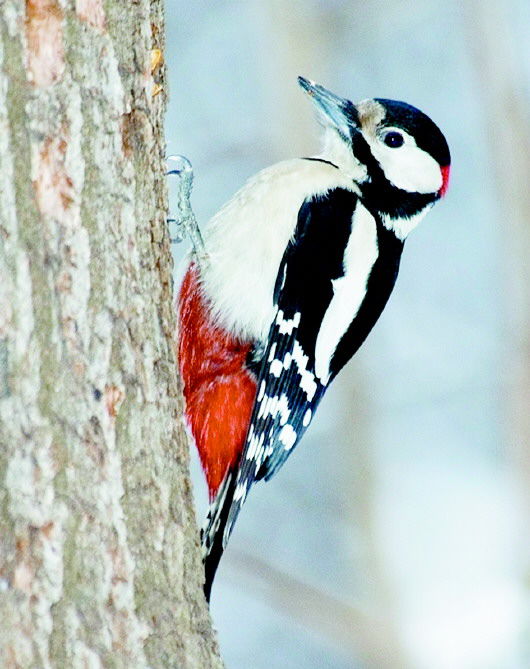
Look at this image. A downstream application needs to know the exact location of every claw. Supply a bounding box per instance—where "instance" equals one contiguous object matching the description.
[166,155,208,268]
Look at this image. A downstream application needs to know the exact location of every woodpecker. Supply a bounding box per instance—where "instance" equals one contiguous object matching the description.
[177,76,450,600]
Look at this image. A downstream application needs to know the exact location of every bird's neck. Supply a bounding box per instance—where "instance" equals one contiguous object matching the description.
[319,127,367,185]
[358,179,437,241]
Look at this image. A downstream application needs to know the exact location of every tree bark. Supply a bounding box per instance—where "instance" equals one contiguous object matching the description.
[0,2,222,667]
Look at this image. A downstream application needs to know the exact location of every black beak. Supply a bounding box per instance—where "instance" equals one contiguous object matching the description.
[298,76,358,140]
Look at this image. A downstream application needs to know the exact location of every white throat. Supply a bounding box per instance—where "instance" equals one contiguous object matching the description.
[381,205,432,240]
[319,127,367,185]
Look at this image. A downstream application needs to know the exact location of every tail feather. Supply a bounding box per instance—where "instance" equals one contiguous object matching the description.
[201,470,237,601]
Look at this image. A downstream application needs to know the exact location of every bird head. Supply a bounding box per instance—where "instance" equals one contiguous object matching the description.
[298,76,450,236]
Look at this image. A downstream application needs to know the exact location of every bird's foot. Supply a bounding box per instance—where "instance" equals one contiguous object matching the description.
[166,155,209,267]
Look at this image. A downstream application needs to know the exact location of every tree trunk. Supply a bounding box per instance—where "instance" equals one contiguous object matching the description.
[0,2,222,667]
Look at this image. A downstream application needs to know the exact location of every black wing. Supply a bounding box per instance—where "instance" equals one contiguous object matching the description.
[215,188,359,547]
[201,189,359,596]
[202,185,407,599]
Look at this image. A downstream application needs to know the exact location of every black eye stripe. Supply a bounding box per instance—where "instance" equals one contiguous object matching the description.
[383,131,404,148]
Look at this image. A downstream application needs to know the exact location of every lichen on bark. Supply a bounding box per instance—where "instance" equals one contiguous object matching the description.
[0,2,222,667]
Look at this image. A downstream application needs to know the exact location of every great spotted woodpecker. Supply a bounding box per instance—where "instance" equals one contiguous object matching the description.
[177,77,450,600]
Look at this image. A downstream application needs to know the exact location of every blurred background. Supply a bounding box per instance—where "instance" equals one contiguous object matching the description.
[165,2,530,667]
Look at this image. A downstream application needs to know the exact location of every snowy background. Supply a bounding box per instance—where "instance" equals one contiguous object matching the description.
[165,2,530,667]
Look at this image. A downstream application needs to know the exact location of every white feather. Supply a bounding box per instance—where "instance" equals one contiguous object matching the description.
[381,206,432,241]
[364,127,442,195]
[320,127,368,183]
[200,159,357,341]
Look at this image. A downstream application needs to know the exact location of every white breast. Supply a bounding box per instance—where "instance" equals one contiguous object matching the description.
[200,159,356,342]
[314,202,379,384]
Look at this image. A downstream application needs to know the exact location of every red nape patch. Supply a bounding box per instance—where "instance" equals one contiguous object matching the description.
[178,264,257,499]
[439,164,450,197]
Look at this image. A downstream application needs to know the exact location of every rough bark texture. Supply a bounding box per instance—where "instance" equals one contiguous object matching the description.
[0,2,222,667]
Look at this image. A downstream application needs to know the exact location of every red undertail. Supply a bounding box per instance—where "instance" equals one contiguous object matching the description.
[178,264,257,499]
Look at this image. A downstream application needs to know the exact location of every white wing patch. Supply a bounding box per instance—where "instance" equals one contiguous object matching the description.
[314,203,379,383]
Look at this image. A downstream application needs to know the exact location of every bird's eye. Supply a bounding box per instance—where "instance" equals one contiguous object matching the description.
[383,131,404,148]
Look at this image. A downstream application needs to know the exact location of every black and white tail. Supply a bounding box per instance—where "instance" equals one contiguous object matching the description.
[201,470,238,601]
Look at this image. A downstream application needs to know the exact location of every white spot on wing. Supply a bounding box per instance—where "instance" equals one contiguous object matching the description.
[276,310,301,335]
[233,481,249,502]
[257,393,273,419]
[257,392,291,425]
[314,202,379,383]
[277,394,291,426]
[270,359,283,377]
[245,430,264,461]
[279,424,297,450]
[292,341,318,400]
[303,409,312,427]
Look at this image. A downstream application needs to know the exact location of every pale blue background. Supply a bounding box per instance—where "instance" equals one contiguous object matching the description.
[166,2,529,667]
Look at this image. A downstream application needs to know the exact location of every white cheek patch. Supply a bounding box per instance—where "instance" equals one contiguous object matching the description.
[367,133,443,194]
